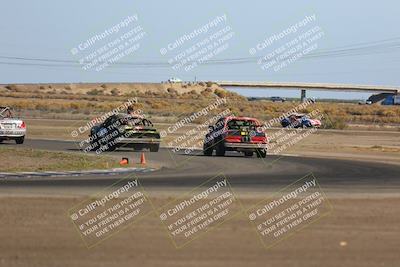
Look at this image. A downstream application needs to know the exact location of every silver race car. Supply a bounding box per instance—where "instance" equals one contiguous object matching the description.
[0,106,26,144]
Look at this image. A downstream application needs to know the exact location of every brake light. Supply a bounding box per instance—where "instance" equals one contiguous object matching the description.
[225,136,242,142]
[252,136,267,142]
[19,121,26,129]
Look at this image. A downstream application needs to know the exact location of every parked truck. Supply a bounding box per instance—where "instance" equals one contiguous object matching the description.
[394,95,400,105]
[382,95,400,105]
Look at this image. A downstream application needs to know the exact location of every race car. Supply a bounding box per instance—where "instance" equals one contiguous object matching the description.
[281,113,321,128]
[0,106,26,144]
[203,116,268,158]
[89,113,161,152]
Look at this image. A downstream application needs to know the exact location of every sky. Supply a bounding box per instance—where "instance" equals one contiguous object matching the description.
[0,0,399,99]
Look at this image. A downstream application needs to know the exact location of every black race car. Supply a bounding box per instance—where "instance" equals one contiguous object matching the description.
[89,114,161,152]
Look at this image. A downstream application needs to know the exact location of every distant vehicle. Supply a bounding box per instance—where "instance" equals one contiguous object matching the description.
[89,114,161,152]
[271,96,286,102]
[167,77,182,83]
[281,113,321,128]
[0,106,26,144]
[203,116,268,158]
[395,95,400,105]
[358,100,372,105]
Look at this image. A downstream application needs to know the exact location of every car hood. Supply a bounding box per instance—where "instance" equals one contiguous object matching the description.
[124,126,158,132]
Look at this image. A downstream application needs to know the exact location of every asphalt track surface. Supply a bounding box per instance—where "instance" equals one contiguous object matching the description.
[1,139,399,192]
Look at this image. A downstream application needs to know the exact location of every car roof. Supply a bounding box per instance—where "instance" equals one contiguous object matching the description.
[109,113,149,122]
[224,116,261,124]
[290,113,306,117]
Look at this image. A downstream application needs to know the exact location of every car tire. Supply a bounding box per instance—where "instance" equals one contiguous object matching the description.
[90,141,100,152]
[15,136,24,144]
[203,143,213,156]
[89,135,100,152]
[215,141,226,156]
[150,144,159,152]
[256,149,267,158]
[244,151,254,157]
[106,143,117,152]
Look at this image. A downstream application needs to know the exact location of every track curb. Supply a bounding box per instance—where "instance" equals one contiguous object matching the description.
[0,167,155,179]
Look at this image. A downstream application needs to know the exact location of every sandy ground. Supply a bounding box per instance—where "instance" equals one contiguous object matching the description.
[0,194,399,267]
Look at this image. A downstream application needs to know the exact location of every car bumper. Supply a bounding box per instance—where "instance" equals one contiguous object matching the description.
[118,137,161,145]
[224,142,268,149]
[0,130,25,138]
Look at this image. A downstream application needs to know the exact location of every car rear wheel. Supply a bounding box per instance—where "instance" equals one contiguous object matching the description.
[215,141,226,156]
[203,143,213,156]
[106,143,117,152]
[256,149,267,158]
[15,136,24,144]
[149,144,159,152]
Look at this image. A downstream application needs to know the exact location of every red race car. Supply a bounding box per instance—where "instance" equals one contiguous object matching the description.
[203,116,268,158]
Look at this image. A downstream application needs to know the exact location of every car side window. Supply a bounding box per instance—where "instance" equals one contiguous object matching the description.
[215,118,225,130]
[143,119,153,127]
[104,116,114,126]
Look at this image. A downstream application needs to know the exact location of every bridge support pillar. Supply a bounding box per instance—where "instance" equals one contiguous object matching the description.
[301,89,307,102]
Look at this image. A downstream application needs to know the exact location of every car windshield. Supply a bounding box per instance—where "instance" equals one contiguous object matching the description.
[227,119,258,130]
[121,116,153,127]
[0,107,12,118]
[290,114,306,119]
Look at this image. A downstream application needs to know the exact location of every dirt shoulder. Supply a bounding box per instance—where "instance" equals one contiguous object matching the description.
[281,129,400,165]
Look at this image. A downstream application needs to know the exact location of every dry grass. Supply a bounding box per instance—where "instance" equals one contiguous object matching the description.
[0,146,121,172]
[1,83,400,127]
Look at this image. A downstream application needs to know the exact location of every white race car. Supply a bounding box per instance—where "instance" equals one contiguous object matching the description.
[0,106,26,144]
[167,77,182,83]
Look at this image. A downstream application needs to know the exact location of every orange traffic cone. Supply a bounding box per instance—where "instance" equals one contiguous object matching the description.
[140,152,146,165]
[119,158,129,165]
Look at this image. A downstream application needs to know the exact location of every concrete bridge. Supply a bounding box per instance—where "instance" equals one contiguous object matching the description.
[217,81,400,101]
